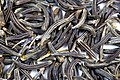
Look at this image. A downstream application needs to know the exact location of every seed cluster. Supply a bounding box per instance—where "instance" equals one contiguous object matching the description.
[0,0,120,80]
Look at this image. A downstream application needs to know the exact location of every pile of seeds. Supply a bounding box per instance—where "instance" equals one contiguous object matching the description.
[0,0,120,80]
